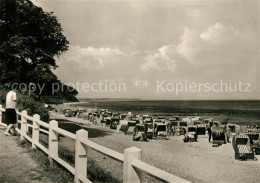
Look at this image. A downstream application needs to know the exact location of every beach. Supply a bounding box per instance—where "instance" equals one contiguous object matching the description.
[62,100,260,125]
[50,110,260,183]
[2,0,259,182]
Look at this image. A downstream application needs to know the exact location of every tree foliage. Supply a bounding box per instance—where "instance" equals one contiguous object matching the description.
[0,0,78,102]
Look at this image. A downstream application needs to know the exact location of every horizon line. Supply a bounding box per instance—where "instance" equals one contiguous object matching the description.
[77,97,260,101]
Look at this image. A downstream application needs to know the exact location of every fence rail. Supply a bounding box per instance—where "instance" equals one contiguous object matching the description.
[0,105,190,183]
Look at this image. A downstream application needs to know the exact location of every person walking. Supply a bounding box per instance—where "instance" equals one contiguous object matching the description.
[143,122,148,142]
[4,86,18,136]
[226,126,231,143]
[207,126,212,143]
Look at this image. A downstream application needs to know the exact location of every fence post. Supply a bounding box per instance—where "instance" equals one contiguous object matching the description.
[123,146,141,183]
[48,120,58,163]
[20,110,28,141]
[32,114,40,149]
[74,129,88,183]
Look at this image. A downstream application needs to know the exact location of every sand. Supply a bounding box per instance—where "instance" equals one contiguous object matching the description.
[87,128,260,183]
[50,112,260,183]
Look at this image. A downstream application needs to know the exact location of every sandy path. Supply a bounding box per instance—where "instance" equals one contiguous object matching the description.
[0,129,54,183]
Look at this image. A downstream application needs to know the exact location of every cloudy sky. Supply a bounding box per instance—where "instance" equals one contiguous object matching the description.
[34,0,260,100]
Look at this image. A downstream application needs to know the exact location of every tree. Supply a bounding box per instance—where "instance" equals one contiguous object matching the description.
[0,0,78,102]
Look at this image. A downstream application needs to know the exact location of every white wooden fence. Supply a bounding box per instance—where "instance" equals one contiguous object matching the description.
[0,105,190,183]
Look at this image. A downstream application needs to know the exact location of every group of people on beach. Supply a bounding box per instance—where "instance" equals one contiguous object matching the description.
[207,124,231,143]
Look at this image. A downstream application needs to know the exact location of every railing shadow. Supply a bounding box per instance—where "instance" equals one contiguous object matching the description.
[57,121,113,138]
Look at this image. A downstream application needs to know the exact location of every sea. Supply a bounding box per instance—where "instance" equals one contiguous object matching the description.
[75,99,260,116]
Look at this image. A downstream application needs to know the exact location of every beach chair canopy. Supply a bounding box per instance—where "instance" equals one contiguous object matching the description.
[128,120,137,127]
[180,121,187,126]
[228,125,236,133]
[194,120,203,125]
[235,134,249,145]
[197,126,206,135]
[121,114,128,119]
[135,125,145,132]
[170,121,178,126]
[106,112,112,115]
[112,117,119,122]
[188,126,197,132]
[246,132,259,144]
[145,123,153,129]
[144,118,153,123]
[157,124,166,131]
[212,126,226,142]
[170,117,179,121]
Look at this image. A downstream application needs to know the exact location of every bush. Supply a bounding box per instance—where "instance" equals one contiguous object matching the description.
[0,89,49,122]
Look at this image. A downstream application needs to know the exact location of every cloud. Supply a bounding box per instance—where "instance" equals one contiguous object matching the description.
[140,27,202,72]
[176,23,246,63]
[141,22,250,72]
[60,45,124,71]
[200,22,244,46]
[177,26,201,63]
[140,45,178,72]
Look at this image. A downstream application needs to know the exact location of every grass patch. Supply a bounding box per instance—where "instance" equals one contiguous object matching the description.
[58,146,121,182]
[17,138,121,183]
[17,139,74,183]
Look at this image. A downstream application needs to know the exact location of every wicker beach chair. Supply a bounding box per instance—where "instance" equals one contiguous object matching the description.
[197,125,206,135]
[133,124,145,141]
[212,126,226,146]
[233,134,255,161]
[246,132,259,144]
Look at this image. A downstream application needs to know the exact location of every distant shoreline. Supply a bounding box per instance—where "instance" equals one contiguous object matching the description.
[63,102,89,105]
[78,98,142,102]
